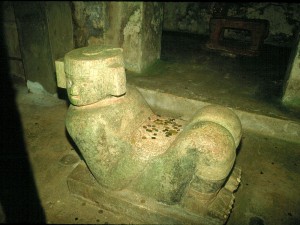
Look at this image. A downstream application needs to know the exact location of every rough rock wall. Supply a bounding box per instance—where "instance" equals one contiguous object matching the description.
[1,1,25,79]
[103,2,163,73]
[282,32,300,109]
[163,2,212,35]
[163,2,300,47]
[13,1,73,94]
[120,2,163,72]
[141,2,164,71]
[71,1,106,48]
[120,2,144,72]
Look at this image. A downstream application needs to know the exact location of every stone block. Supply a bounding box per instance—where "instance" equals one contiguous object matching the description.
[67,163,222,225]
[55,58,66,88]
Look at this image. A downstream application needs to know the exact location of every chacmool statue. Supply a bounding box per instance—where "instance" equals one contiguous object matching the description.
[56,45,242,224]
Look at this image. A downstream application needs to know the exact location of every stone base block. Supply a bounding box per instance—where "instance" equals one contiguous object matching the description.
[67,163,233,225]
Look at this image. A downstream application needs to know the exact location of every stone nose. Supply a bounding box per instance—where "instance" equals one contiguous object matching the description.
[70,85,79,95]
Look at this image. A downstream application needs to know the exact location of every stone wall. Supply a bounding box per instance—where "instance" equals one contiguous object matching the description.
[71,1,106,48]
[70,2,300,49]
[71,1,163,74]
[105,2,143,72]
[14,1,73,94]
[282,33,300,110]
[163,2,300,47]
[3,1,299,101]
[1,1,25,80]
[141,2,164,71]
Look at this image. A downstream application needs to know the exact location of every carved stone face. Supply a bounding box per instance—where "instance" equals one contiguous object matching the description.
[65,46,126,106]
[66,74,105,106]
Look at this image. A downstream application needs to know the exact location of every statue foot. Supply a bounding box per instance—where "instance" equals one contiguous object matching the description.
[207,187,235,221]
[207,167,241,221]
[225,166,242,193]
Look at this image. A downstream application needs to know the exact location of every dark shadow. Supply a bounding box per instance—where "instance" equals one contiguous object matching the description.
[57,87,69,102]
[0,2,46,223]
[235,137,243,157]
[57,87,71,108]
[255,44,292,100]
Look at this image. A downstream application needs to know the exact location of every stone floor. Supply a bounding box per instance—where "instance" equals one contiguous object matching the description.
[1,31,300,224]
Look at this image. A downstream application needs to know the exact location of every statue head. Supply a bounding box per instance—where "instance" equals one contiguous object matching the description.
[63,45,126,106]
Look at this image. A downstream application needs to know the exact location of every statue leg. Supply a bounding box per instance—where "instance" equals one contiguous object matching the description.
[182,105,242,221]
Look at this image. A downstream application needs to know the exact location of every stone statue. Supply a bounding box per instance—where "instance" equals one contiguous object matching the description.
[56,45,242,224]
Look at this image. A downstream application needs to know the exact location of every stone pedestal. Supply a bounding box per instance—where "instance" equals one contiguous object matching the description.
[13,1,73,94]
[104,2,163,73]
[67,162,241,225]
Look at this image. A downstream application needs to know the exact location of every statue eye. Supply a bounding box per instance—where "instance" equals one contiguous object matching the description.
[67,79,72,88]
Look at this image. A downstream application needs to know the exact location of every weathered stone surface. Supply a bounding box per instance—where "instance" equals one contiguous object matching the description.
[55,58,66,88]
[163,2,300,47]
[140,2,163,71]
[58,45,242,224]
[189,104,242,148]
[71,1,105,48]
[13,1,73,94]
[1,1,24,79]
[282,32,300,110]
[131,120,236,204]
[8,59,24,79]
[66,85,153,189]
[67,162,223,225]
[64,46,126,105]
[3,22,21,59]
[104,2,163,73]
